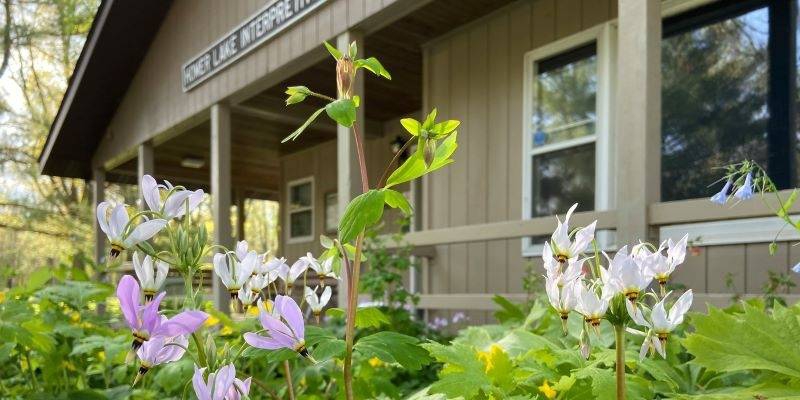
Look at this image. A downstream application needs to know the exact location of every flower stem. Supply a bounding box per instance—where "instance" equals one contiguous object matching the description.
[614,324,626,400]
[343,123,370,400]
[283,360,295,400]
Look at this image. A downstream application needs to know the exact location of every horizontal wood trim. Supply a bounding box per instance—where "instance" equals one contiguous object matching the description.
[648,190,800,226]
[417,293,800,311]
[395,210,617,248]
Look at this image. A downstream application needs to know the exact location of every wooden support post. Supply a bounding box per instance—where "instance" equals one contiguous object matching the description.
[236,190,246,241]
[211,103,232,312]
[615,0,661,244]
[92,167,106,266]
[336,30,364,309]
[137,140,154,203]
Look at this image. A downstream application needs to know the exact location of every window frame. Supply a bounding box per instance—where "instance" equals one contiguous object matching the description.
[286,176,315,244]
[324,191,338,234]
[521,23,617,257]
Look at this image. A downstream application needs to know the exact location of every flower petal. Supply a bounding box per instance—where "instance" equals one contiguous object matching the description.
[125,219,167,246]
[116,275,140,329]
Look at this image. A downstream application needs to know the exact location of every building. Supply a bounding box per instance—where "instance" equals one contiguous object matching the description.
[39,0,800,322]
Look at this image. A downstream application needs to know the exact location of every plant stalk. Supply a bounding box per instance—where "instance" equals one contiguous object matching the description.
[615,324,626,400]
[283,360,296,400]
[343,123,370,400]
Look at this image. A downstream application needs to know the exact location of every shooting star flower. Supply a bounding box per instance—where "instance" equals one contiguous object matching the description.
[141,175,204,219]
[575,282,608,332]
[133,335,188,385]
[96,202,167,258]
[192,363,251,400]
[308,254,339,285]
[132,251,168,301]
[283,258,309,291]
[626,290,693,359]
[548,203,597,264]
[545,277,577,334]
[244,295,312,359]
[213,251,258,299]
[304,286,332,323]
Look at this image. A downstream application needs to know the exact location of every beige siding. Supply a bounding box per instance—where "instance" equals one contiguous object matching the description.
[94,0,415,169]
[422,0,616,297]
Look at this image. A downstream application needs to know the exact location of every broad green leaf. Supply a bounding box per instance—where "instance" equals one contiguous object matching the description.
[355,57,391,79]
[348,41,358,58]
[382,189,412,215]
[282,107,325,142]
[325,98,357,128]
[324,306,389,328]
[320,234,334,249]
[428,132,458,172]
[323,41,342,59]
[355,332,432,370]
[385,151,426,188]
[285,85,311,105]
[66,390,108,400]
[25,268,52,292]
[670,383,800,399]
[400,118,421,136]
[430,120,460,138]
[338,189,385,243]
[492,295,526,324]
[306,325,345,361]
[0,342,15,363]
[778,189,798,218]
[683,303,800,378]
[496,329,558,358]
[422,341,492,398]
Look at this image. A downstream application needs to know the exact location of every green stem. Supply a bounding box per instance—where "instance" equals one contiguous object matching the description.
[192,332,208,367]
[283,360,296,400]
[614,324,626,400]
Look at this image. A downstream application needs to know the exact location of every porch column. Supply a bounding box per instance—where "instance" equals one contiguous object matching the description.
[211,103,232,312]
[137,140,154,202]
[614,0,661,243]
[336,30,364,308]
[92,167,106,266]
[236,190,246,241]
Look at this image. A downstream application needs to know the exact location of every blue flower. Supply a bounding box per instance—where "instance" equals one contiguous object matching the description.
[733,172,754,200]
[710,179,732,205]
[792,262,800,275]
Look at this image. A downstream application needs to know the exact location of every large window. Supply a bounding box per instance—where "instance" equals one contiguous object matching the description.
[522,26,615,255]
[287,177,314,242]
[662,0,796,201]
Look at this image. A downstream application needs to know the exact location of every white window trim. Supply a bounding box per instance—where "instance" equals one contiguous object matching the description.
[286,176,314,244]
[521,23,617,257]
[660,215,800,247]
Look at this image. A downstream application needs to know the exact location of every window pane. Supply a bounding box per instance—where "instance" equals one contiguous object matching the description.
[290,182,312,208]
[661,7,769,201]
[290,210,312,238]
[531,143,595,218]
[325,192,338,232]
[532,44,597,148]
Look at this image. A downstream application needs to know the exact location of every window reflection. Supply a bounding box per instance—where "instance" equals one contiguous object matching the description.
[531,143,595,218]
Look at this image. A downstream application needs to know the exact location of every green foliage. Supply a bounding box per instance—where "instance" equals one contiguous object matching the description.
[355,332,432,371]
[323,41,342,59]
[386,132,458,188]
[325,306,390,329]
[338,189,386,243]
[354,57,391,79]
[325,98,357,127]
[683,302,800,379]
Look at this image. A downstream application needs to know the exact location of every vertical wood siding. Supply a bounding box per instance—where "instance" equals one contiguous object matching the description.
[95,0,401,168]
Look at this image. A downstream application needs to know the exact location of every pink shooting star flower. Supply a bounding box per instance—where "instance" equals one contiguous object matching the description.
[244,295,314,360]
[116,275,208,351]
[132,335,188,386]
[192,363,252,400]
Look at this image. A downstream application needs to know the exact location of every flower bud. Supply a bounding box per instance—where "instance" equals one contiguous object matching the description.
[336,56,355,99]
[424,139,437,167]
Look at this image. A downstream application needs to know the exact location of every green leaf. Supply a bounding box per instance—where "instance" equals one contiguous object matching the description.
[25,268,52,292]
[778,189,798,218]
[285,85,312,105]
[282,107,325,142]
[320,235,334,249]
[306,325,345,361]
[338,189,385,243]
[422,109,438,130]
[355,57,391,79]
[683,303,800,378]
[323,41,342,59]
[492,295,526,324]
[324,307,389,328]
[355,332,432,370]
[422,341,492,398]
[400,118,421,136]
[430,120,460,138]
[325,98,357,128]
[385,151,426,188]
[428,132,458,172]
[382,189,412,215]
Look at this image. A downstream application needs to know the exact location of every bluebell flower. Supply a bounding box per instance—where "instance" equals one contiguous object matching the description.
[733,172,754,200]
[710,179,732,205]
[792,262,800,275]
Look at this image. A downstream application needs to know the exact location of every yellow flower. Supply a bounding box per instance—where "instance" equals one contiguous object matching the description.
[538,380,557,399]
[0,291,6,303]
[70,311,81,323]
[204,315,220,327]
[477,344,504,374]
[368,357,384,368]
[246,305,260,317]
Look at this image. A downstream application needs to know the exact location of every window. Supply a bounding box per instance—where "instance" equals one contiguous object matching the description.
[662,0,797,201]
[287,177,313,242]
[324,192,337,233]
[522,25,615,256]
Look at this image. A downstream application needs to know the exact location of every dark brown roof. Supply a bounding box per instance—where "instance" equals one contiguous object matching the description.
[38,0,172,179]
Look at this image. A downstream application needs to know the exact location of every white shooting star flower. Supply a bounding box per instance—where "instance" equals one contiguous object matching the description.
[645,234,688,286]
[546,277,578,334]
[141,175,203,219]
[549,203,597,264]
[283,258,309,291]
[132,251,169,301]
[575,282,608,331]
[213,250,257,300]
[309,255,339,285]
[626,290,693,360]
[304,286,332,323]
[606,247,653,302]
[96,202,167,258]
